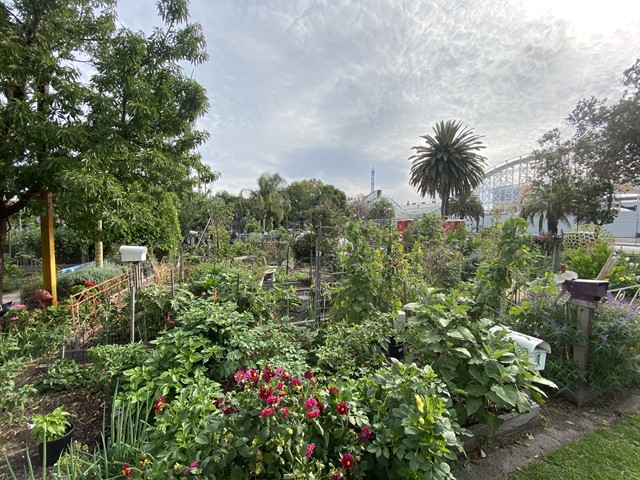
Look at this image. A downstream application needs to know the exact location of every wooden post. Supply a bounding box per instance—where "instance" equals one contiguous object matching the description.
[570,298,597,405]
[95,220,103,268]
[40,192,57,303]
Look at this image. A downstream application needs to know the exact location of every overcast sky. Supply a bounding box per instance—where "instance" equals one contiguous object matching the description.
[118,0,640,203]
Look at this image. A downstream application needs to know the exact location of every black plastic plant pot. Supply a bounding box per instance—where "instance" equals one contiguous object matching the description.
[388,337,405,361]
[38,424,74,467]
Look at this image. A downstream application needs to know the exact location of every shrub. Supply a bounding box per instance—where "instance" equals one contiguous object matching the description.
[122,300,309,403]
[503,285,640,397]
[402,291,555,436]
[1,304,74,360]
[57,264,127,300]
[315,311,391,376]
[88,343,149,392]
[562,241,612,280]
[118,363,461,479]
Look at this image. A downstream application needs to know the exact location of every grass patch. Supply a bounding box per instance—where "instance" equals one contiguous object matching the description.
[508,412,640,480]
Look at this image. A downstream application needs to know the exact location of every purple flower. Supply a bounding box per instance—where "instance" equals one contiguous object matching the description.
[359,425,373,441]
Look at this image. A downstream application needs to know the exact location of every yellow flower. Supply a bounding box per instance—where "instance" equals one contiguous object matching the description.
[419,417,425,425]
[415,394,424,413]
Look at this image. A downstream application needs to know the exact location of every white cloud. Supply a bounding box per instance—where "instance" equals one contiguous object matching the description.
[116,0,640,202]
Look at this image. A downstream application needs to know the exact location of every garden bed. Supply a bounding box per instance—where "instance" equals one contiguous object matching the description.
[463,404,542,453]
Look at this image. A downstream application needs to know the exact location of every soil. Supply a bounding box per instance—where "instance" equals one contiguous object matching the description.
[0,363,105,480]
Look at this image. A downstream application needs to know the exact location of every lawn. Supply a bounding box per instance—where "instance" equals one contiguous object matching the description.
[508,412,640,480]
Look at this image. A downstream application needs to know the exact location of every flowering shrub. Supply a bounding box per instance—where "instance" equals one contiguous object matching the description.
[138,365,366,478]
[350,360,465,480]
[116,363,462,479]
[504,290,640,397]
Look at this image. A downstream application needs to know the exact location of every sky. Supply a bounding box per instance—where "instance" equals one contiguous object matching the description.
[117,0,640,204]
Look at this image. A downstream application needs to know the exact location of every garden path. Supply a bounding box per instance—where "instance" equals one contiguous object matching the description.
[454,387,640,479]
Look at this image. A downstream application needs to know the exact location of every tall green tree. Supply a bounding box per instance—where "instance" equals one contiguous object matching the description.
[367,198,395,220]
[284,179,349,228]
[520,131,576,236]
[251,173,289,231]
[0,0,215,297]
[409,120,486,217]
[449,192,484,229]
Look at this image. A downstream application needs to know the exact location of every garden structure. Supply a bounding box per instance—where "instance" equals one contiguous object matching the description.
[1,217,640,479]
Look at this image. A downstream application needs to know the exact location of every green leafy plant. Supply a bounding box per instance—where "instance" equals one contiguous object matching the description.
[37,359,96,394]
[351,360,465,480]
[562,240,612,280]
[402,291,555,437]
[504,289,640,397]
[31,406,72,445]
[473,218,539,317]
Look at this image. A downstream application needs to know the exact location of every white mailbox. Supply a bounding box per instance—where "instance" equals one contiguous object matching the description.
[119,245,147,263]
[489,326,551,370]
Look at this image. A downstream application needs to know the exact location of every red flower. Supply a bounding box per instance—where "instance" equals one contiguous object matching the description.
[280,406,289,418]
[153,396,167,414]
[304,369,315,380]
[341,453,355,470]
[305,443,315,457]
[85,279,95,287]
[291,377,302,388]
[259,386,274,400]
[318,401,325,412]
[336,402,349,415]
[359,425,373,441]
[140,454,150,470]
[307,409,320,419]
[331,471,343,480]
[261,407,275,417]
[222,407,237,414]
[305,397,318,411]
[246,369,260,384]
[65,305,72,311]
[262,367,276,383]
[267,396,280,406]
[234,370,245,383]
[214,397,224,407]
[122,462,132,478]
[329,387,340,395]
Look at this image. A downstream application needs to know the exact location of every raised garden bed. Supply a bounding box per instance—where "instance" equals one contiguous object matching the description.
[463,404,542,452]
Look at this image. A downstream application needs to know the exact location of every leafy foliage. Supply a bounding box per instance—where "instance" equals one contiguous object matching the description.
[504,290,640,397]
[31,406,72,445]
[331,222,406,324]
[402,291,555,436]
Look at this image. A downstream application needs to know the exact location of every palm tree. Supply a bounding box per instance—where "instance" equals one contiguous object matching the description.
[409,120,487,217]
[520,180,574,236]
[252,173,289,231]
[449,192,484,230]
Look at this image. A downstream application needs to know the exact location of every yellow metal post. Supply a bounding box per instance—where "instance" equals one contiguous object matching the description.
[95,220,103,267]
[41,192,57,303]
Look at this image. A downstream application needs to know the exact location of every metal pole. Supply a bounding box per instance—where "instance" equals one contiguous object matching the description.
[286,244,290,277]
[315,223,322,327]
[130,263,138,343]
